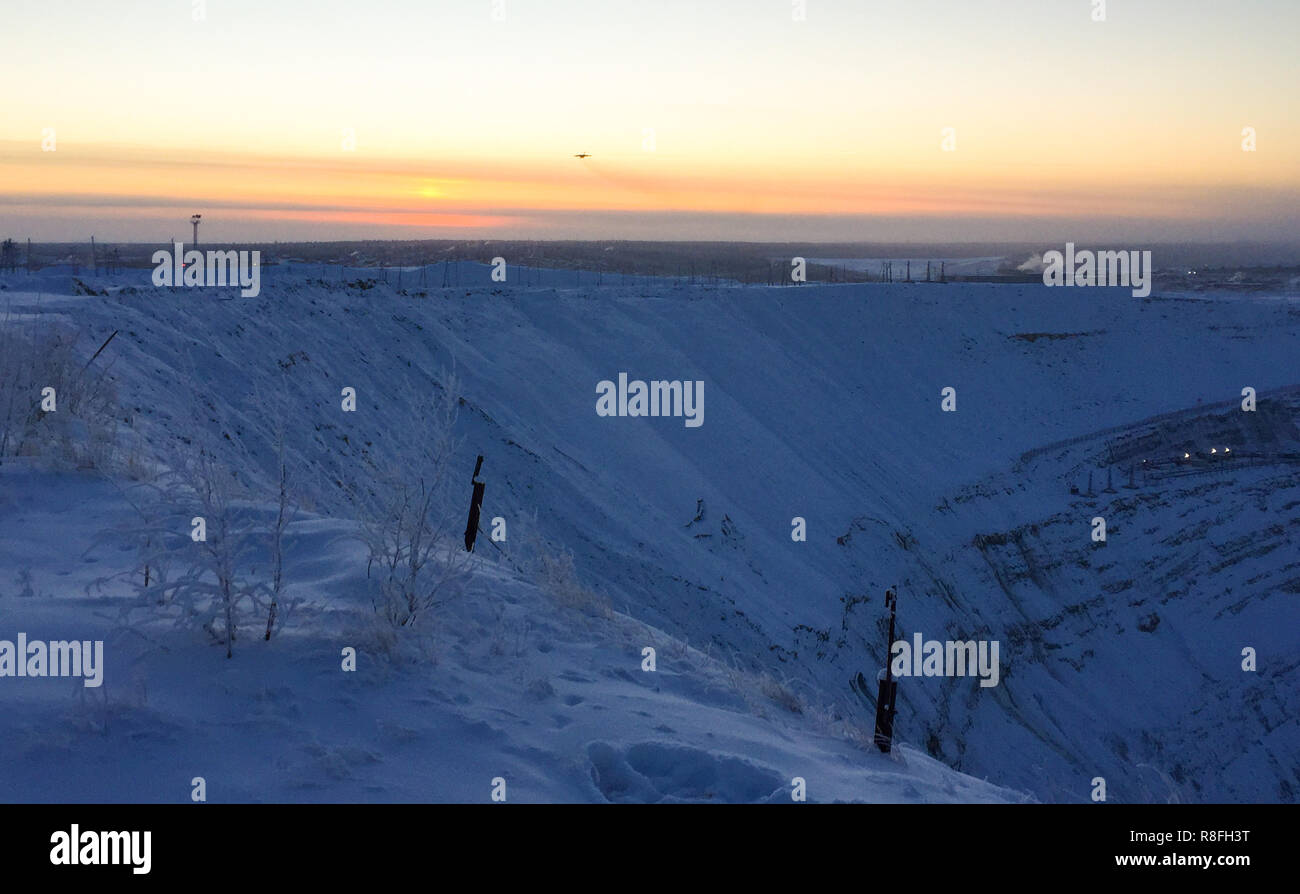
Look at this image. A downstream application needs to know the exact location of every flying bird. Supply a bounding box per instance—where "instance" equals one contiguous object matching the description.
[573,153,591,159]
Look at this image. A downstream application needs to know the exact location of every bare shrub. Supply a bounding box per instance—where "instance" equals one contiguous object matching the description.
[108,386,295,658]
[757,671,804,715]
[521,527,612,618]
[125,441,262,657]
[802,702,879,751]
[0,314,119,468]
[347,368,474,629]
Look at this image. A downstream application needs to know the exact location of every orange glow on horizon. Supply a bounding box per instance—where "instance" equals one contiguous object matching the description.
[4,140,1289,232]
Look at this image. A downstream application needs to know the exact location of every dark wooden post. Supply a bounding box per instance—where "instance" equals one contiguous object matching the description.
[464,455,486,552]
[874,587,900,752]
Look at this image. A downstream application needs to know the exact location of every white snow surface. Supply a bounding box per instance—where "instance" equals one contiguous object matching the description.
[0,262,1296,803]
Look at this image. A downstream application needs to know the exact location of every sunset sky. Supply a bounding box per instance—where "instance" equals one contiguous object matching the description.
[2,0,1296,242]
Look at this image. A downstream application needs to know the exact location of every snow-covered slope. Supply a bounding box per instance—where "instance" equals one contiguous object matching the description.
[1,465,1017,803]
[1,264,1295,802]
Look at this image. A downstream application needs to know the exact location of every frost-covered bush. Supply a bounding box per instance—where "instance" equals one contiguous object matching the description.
[521,527,611,618]
[111,389,299,657]
[348,369,473,629]
[124,442,262,657]
[0,317,118,468]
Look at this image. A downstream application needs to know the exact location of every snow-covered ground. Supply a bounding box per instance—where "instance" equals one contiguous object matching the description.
[1,263,1295,802]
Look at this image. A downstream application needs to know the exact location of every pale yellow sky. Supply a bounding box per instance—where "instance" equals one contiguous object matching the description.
[2,0,1296,241]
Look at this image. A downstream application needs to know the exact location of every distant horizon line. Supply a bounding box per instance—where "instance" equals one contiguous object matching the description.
[15,237,1300,248]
